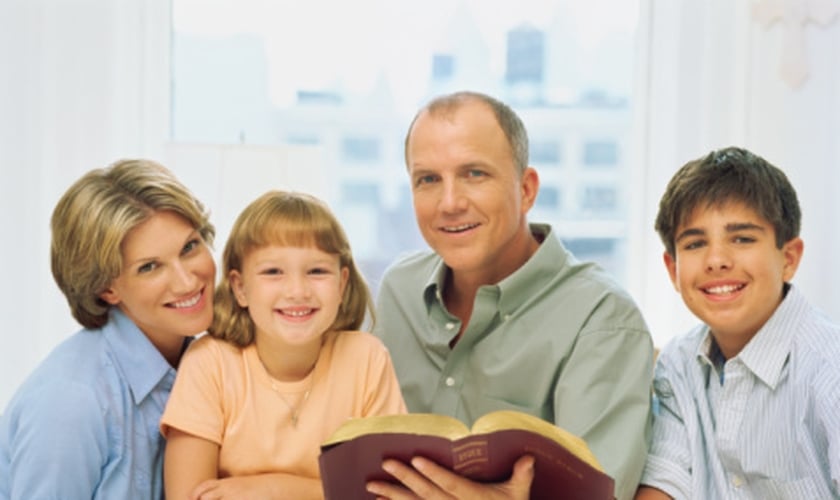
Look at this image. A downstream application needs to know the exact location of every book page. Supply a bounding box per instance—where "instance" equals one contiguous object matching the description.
[322,413,470,446]
[471,410,604,471]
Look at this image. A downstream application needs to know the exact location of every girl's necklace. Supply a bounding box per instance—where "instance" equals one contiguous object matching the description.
[271,382,312,428]
[270,376,314,428]
[262,339,323,428]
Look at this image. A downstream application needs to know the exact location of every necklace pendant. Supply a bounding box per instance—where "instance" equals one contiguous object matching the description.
[291,413,299,427]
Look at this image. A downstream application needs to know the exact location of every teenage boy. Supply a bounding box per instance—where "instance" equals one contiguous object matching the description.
[636,146,840,499]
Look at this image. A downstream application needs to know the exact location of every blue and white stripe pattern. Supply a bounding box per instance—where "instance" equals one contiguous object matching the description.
[641,286,840,499]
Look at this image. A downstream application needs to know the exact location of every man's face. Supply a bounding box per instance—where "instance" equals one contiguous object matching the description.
[406,100,538,283]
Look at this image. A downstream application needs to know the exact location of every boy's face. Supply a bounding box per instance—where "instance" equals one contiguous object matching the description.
[663,200,803,351]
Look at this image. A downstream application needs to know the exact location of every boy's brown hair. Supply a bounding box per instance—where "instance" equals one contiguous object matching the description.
[655,146,801,257]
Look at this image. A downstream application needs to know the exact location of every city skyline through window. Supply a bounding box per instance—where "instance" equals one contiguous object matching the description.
[171,0,640,290]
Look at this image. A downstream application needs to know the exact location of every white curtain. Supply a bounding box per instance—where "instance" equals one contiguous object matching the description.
[2,0,839,409]
[629,0,840,347]
[0,0,171,409]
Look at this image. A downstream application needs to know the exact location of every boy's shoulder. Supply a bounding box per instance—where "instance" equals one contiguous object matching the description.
[772,287,840,371]
[794,302,840,349]
[656,323,708,369]
[789,300,840,386]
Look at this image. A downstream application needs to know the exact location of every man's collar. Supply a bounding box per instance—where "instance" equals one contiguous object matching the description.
[421,223,560,314]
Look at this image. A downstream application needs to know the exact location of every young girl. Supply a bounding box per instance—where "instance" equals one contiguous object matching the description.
[162,190,406,499]
[0,159,216,499]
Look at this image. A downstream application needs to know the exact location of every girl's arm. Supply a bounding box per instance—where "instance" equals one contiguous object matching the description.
[164,428,323,500]
[189,473,324,500]
[164,428,219,500]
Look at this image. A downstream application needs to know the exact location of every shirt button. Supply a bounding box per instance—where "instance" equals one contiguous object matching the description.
[503,314,511,321]
[445,322,455,330]
[445,377,455,387]
[731,475,743,488]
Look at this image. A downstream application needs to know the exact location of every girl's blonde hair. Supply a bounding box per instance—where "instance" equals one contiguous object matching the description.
[210,190,373,346]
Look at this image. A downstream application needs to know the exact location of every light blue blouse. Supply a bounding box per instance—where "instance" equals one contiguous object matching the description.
[0,309,178,500]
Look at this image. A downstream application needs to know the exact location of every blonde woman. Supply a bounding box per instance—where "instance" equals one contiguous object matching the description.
[0,159,216,499]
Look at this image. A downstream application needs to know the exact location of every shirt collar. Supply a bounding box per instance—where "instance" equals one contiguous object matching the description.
[103,308,179,405]
[421,223,565,314]
[696,284,801,389]
[738,284,800,389]
[422,257,449,310]
[497,223,565,312]
[696,332,725,385]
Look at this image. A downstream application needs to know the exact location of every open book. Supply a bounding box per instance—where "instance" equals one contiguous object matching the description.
[318,410,614,500]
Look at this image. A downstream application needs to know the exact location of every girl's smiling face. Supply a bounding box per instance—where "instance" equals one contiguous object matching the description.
[230,244,349,350]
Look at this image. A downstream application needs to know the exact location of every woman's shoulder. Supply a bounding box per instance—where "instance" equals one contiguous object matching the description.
[4,332,115,432]
[21,329,109,389]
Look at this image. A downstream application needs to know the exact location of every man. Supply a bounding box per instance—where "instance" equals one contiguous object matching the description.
[369,91,653,500]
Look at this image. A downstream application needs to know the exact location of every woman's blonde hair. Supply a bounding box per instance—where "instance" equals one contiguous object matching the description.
[51,159,214,329]
[210,190,373,346]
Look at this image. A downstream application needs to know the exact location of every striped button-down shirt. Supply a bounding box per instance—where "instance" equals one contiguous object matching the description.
[641,285,840,499]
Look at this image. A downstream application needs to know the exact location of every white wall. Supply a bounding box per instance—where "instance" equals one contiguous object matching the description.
[0,0,171,410]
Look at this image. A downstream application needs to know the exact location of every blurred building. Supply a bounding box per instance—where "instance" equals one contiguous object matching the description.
[171,1,635,289]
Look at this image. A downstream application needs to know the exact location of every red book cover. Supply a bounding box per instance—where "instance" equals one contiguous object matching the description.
[319,410,615,500]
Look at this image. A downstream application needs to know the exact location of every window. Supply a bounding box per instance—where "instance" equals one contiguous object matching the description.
[535,186,561,210]
[341,137,381,164]
[506,25,545,84]
[171,0,640,292]
[287,134,320,146]
[563,238,619,276]
[580,185,618,217]
[530,140,562,165]
[432,54,455,81]
[340,182,381,206]
[583,140,619,167]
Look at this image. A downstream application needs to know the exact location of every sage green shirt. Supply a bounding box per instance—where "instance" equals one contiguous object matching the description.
[374,223,653,500]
